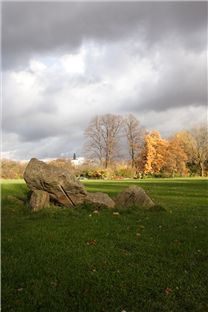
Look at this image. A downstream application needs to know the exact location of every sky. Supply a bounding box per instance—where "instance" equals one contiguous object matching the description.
[2,1,207,160]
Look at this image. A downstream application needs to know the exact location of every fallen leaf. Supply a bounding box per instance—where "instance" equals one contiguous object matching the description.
[86,240,97,246]
[113,212,120,216]
[50,281,58,287]
[165,287,173,295]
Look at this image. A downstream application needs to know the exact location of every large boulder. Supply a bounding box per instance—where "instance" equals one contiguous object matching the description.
[30,190,50,211]
[85,192,115,208]
[24,158,115,210]
[24,158,87,207]
[114,185,154,208]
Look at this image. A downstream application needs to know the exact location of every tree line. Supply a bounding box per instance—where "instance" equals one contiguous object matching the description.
[1,114,207,179]
[84,114,208,177]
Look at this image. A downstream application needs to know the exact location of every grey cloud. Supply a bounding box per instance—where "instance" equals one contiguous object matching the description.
[2,131,83,160]
[2,2,207,68]
[2,2,207,160]
[3,113,65,141]
[137,105,207,138]
[127,51,207,112]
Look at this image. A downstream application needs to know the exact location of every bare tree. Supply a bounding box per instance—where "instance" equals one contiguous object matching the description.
[191,123,208,176]
[124,114,145,167]
[84,116,104,166]
[176,123,208,176]
[101,114,123,168]
[84,114,123,168]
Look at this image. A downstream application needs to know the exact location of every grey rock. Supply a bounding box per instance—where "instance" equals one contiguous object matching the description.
[115,185,154,208]
[24,158,87,207]
[30,190,50,211]
[85,192,115,208]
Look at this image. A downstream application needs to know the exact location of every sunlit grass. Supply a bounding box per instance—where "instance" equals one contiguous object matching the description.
[1,178,208,312]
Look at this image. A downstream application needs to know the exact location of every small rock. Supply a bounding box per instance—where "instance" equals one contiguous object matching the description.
[85,192,115,208]
[30,190,49,211]
[115,185,154,209]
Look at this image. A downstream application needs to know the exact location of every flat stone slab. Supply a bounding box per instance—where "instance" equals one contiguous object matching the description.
[85,192,115,208]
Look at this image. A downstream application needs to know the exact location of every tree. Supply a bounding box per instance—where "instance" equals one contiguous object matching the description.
[124,114,145,167]
[136,131,168,175]
[84,116,104,166]
[1,159,27,179]
[48,158,75,174]
[84,114,123,168]
[175,124,208,176]
[162,136,188,177]
[191,123,208,176]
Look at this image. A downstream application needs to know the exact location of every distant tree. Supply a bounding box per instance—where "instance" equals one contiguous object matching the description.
[136,131,168,175]
[174,130,196,158]
[73,153,76,160]
[162,136,188,177]
[175,124,208,176]
[124,114,145,167]
[84,114,123,168]
[84,116,104,166]
[48,158,75,174]
[191,124,208,176]
[0,159,27,179]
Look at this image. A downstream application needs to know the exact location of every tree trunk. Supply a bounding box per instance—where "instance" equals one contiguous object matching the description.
[200,161,204,177]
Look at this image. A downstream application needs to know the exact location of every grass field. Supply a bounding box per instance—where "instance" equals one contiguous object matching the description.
[1,178,208,312]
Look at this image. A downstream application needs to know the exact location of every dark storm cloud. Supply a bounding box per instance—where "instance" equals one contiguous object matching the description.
[2,1,207,68]
[2,2,207,160]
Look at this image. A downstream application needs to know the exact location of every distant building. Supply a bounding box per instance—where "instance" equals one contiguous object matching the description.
[71,157,85,166]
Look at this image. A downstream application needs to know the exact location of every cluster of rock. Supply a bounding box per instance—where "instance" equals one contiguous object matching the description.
[24,158,155,212]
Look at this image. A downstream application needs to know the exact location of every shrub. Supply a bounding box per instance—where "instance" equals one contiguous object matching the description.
[1,159,27,179]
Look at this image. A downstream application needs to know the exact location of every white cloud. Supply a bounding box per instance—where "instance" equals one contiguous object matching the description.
[30,59,47,73]
[61,50,86,75]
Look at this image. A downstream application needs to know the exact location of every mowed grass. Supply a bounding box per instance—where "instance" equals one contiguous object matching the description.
[1,178,208,312]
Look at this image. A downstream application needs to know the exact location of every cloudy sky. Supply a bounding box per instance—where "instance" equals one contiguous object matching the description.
[2,1,207,160]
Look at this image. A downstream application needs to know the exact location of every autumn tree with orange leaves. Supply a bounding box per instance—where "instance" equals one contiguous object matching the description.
[136,131,168,175]
[175,125,208,176]
[162,136,188,177]
[136,131,190,177]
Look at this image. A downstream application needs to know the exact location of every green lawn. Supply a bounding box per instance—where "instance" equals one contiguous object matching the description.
[1,178,208,312]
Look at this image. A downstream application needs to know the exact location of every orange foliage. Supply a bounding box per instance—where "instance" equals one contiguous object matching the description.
[163,136,188,176]
[136,130,189,176]
[138,131,168,175]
